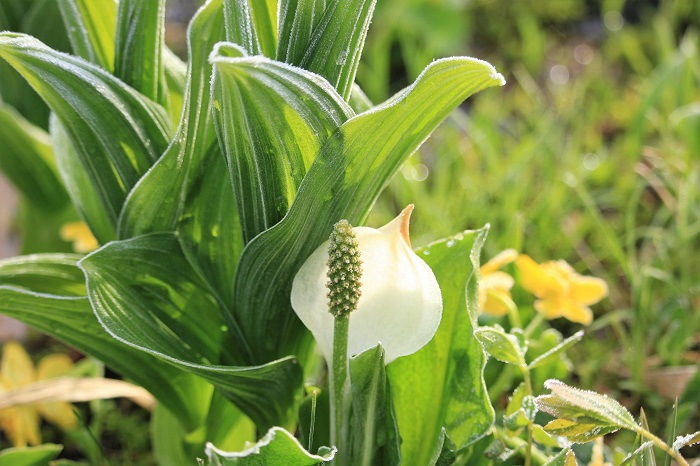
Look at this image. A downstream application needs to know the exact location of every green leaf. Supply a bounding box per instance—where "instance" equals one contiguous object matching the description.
[619,441,656,466]
[163,48,187,121]
[50,117,114,244]
[0,253,84,296]
[56,0,117,71]
[247,0,277,58]
[474,325,526,365]
[673,431,700,451]
[222,0,262,55]
[233,57,504,363]
[210,44,354,243]
[0,444,62,466]
[349,345,401,466]
[0,32,172,240]
[79,233,303,430]
[543,419,620,443]
[278,0,377,100]
[0,288,208,429]
[152,404,192,466]
[543,448,577,466]
[205,426,335,465]
[118,0,226,238]
[536,379,638,430]
[532,424,561,448]
[428,429,457,466]
[114,0,168,108]
[528,330,584,370]
[0,104,68,208]
[388,228,494,466]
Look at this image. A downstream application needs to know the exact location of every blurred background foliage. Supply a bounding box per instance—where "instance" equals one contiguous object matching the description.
[0,0,698,461]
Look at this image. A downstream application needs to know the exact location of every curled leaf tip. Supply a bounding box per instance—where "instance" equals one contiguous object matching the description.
[326,220,363,318]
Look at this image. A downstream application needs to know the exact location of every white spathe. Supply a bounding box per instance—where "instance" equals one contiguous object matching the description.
[291,205,443,366]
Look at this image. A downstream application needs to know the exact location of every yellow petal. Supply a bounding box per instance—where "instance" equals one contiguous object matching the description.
[1,342,36,388]
[482,271,515,291]
[0,406,41,447]
[534,297,564,320]
[517,255,564,298]
[560,300,594,326]
[570,276,608,306]
[38,401,77,431]
[60,221,99,253]
[481,289,513,317]
[37,354,73,381]
[480,249,518,275]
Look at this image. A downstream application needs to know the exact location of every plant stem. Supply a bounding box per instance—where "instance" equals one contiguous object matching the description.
[520,365,534,466]
[635,428,689,466]
[497,427,549,466]
[330,315,351,465]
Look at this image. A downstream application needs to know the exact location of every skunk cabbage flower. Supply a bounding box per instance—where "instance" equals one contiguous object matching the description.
[516,255,608,325]
[291,205,442,365]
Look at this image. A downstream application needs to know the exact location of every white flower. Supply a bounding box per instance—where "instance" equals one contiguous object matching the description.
[291,205,442,365]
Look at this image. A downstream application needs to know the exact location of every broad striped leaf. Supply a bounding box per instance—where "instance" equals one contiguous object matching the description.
[210,44,354,243]
[0,33,172,240]
[248,0,277,57]
[163,48,187,121]
[388,229,494,466]
[118,0,225,238]
[0,253,84,296]
[222,0,262,55]
[0,105,68,209]
[278,0,376,100]
[79,233,302,430]
[57,0,117,71]
[114,0,168,108]
[233,57,505,362]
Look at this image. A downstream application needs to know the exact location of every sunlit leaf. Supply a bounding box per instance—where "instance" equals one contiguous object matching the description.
[528,330,583,369]
[233,57,504,363]
[543,419,619,443]
[0,253,84,296]
[474,325,526,365]
[56,0,116,71]
[222,0,261,55]
[0,443,62,466]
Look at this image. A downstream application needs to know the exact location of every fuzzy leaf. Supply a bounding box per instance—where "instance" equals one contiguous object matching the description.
[0,253,84,296]
[210,44,354,243]
[114,0,168,108]
[536,380,638,430]
[475,325,526,365]
[118,0,225,237]
[543,419,620,443]
[350,345,401,466]
[673,431,700,451]
[79,233,302,430]
[0,105,68,208]
[233,57,504,363]
[388,228,494,466]
[205,427,335,465]
[56,0,117,71]
[0,33,172,241]
[222,0,262,55]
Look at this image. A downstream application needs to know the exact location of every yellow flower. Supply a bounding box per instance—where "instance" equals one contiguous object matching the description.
[479,249,518,316]
[589,437,612,466]
[515,255,608,325]
[59,221,99,253]
[0,342,77,447]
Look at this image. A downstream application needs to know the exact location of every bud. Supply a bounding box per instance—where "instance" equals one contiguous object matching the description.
[291,205,442,366]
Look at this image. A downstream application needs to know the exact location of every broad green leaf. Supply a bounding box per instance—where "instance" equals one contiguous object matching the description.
[114,0,168,108]
[152,404,192,466]
[50,117,113,243]
[56,0,117,71]
[205,426,335,465]
[281,0,377,100]
[428,429,457,466]
[0,444,62,466]
[163,48,187,121]
[349,345,401,466]
[79,233,302,430]
[388,228,494,466]
[536,379,638,430]
[0,105,68,208]
[532,424,561,448]
[204,391,256,451]
[0,33,172,240]
[528,330,584,369]
[276,0,326,64]
[118,0,226,238]
[543,418,619,443]
[474,325,526,365]
[248,0,277,57]
[177,145,243,306]
[222,0,262,55]
[0,289,209,429]
[0,253,84,296]
[233,57,504,363]
[210,45,353,243]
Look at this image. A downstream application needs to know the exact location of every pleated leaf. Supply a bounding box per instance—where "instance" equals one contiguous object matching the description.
[247,0,277,57]
[0,33,172,239]
[388,228,495,466]
[278,0,376,100]
[0,254,210,430]
[79,233,302,430]
[56,0,117,71]
[118,0,225,238]
[206,427,335,465]
[222,0,262,55]
[232,57,504,362]
[0,105,68,209]
[210,44,354,243]
[114,0,168,108]
[350,345,401,466]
